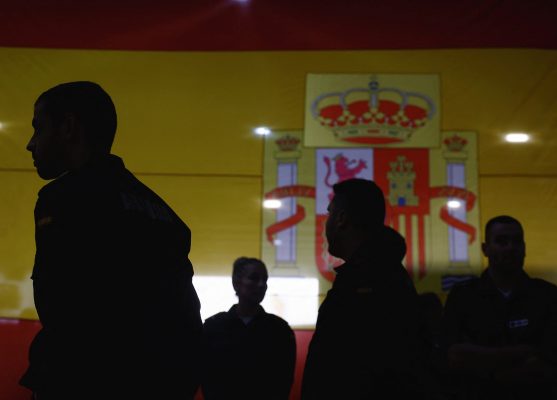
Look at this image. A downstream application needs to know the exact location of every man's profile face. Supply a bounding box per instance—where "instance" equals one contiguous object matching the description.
[482,222,525,273]
[325,198,341,257]
[26,101,68,180]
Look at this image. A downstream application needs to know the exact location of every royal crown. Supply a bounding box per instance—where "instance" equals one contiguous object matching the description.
[275,135,301,152]
[443,134,468,152]
[388,155,416,177]
[311,78,436,145]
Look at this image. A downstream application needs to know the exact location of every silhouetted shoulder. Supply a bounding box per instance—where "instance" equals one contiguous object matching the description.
[203,312,229,327]
[529,278,557,294]
[447,276,481,296]
[265,313,294,332]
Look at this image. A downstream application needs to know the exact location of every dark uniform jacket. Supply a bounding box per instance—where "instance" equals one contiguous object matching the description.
[201,305,296,400]
[20,155,203,399]
[301,227,438,400]
[443,269,557,399]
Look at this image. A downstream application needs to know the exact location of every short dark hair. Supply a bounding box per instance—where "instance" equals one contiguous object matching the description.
[36,81,117,153]
[332,178,386,230]
[232,257,268,281]
[484,215,523,242]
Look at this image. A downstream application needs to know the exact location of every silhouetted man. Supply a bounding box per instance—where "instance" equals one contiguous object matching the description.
[443,215,557,399]
[21,81,203,399]
[301,178,437,399]
[201,257,296,400]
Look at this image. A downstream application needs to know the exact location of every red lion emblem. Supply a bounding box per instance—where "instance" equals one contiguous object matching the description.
[324,153,367,199]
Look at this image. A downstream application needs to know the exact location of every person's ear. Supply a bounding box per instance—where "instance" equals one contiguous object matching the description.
[336,209,348,229]
[60,113,81,142]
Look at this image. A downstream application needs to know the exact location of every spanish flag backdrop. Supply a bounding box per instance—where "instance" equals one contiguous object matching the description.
[1,0,557,322]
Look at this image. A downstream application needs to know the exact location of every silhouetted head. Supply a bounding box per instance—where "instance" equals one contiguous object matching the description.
[482,215,525,274]
[232,257,268,306]
[326,178,386,258]
[27,81,117,180]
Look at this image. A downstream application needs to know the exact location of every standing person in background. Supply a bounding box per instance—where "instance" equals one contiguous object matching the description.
[301,178,439,400]
[21,81,203,399]
[202,257,296,400]
[443,215,557,399]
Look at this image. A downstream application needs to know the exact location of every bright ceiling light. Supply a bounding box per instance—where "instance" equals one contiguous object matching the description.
[254,126,271,136]
[504,132,530,143]
[447,200,461,209]
[263,199,282,209]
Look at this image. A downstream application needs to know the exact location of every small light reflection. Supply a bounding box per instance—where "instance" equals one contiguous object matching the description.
[504,132,530,143]
[254,126,271,136]
[263,199,282,209]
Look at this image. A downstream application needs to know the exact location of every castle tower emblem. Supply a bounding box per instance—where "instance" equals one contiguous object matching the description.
[387,155,418,207]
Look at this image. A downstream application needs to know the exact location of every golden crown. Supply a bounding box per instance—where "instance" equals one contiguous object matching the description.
[311,78,436,144]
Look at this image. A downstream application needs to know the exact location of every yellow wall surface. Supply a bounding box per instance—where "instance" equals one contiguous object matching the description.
[1,48,556,318]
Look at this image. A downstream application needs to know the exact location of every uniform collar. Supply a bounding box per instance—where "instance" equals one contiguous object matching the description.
[76,153,124,172]
[228,304,266,319]
[479,268,531,298]
[335,226,406,276]
[39,154,125,196]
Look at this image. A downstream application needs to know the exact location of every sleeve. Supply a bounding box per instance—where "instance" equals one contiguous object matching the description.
[442,286,468,347]
[200,320,214,399]
[271,322,297,400]
[540,285,557,365]
[32,192,118,329]
[200,316,228,400]
[28,188,135,385]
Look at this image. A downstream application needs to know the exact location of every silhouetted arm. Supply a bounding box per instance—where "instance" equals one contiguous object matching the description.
[444,284,557,385]
[448,343,534,375]
[493,291,557,385]
[199,317,227,400]
[492,354,557,384]
[271,323,297,400]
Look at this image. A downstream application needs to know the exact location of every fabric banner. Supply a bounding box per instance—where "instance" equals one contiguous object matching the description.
[1,47,557,318]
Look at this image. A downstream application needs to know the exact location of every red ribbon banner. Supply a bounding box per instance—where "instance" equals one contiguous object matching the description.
[429,186,477,244]
[264,185,316,243]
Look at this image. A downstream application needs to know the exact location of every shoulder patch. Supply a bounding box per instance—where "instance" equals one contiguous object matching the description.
[37,216,53,228]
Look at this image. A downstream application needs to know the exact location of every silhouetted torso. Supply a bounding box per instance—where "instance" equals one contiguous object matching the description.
[443,270,557,399]
[302,231,435,399]
[202,305,296,400]
[21,154,202,399]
